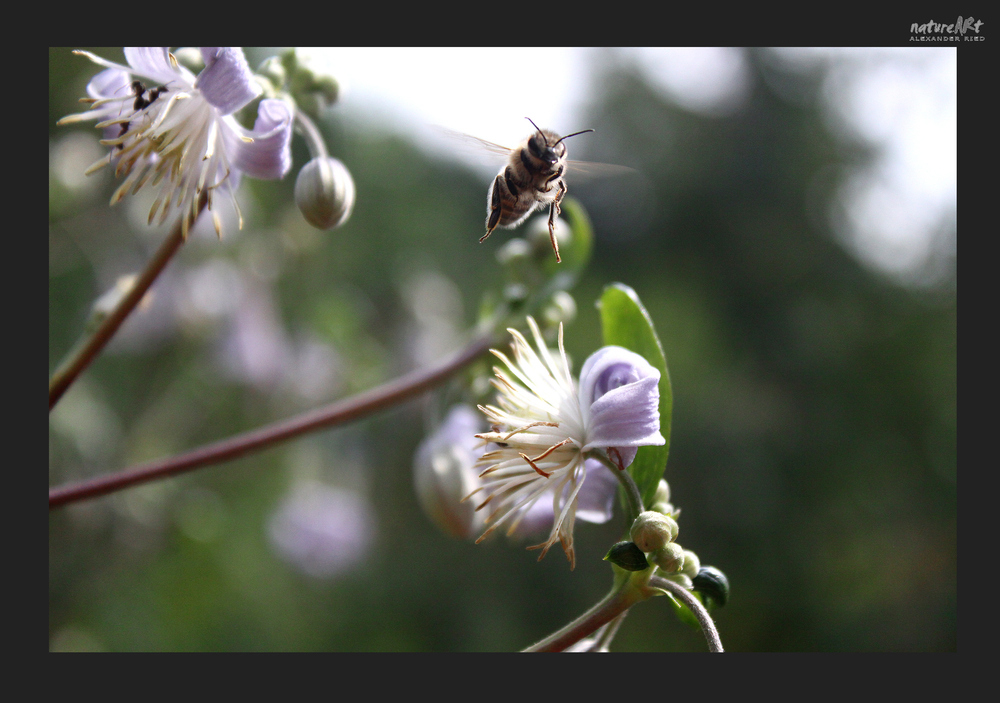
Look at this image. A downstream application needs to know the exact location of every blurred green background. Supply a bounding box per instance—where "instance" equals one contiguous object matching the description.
[49,47,955,651]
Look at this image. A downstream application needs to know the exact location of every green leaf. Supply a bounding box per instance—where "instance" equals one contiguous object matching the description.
[603,541,650,572]
[598,283,673,506]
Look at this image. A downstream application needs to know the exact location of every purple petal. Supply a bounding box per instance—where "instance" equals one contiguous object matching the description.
[412,405,485,540]
[195,47,261,115]
[123,47,178,85]
[227,99,293,180]
[585,375,663,451]
[510,458,617,536]
[576,459,618,523]
[87,67,130,100]
[578,346,664,455]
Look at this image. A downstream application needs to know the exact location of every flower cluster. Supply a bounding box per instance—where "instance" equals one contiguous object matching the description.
[59,47,293,237]
[467,318,664,569]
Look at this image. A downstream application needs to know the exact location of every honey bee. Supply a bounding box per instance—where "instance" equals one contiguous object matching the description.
[115,81,170,146]
[129,80,169,111]
[473,118,598,263]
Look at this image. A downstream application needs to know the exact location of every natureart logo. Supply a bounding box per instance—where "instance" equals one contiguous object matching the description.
[910,16,985,41]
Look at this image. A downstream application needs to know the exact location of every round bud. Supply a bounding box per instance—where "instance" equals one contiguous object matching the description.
[413,443,480,540]
[314,75,339,106]
[542,291,577,328]
[256,56,287,91]
[681,549,701,579]
[630,510,678,553]
[295,157,355,230]
[650,542,686,573]
[525,215,571,259]
[649,501,677,518]
[692,566,730,608]
[496,238,532,268]
[503,283,529,304]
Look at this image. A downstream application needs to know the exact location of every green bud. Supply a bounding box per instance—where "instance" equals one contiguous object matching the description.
[503,283,529,304]
[692,566,730,608]
[313,75,339,107]
[649,501,679,519]
[496,238,532,268]
[525,215,571,260]
[681,549,701,579]
[256,56,287,91]
[603,541,649,571]
[295,157,355,230]
[664,572,693,590]
[650,542,685,573]
[542,291,577,328]
[630,510,678,553]
[652,479,671,505]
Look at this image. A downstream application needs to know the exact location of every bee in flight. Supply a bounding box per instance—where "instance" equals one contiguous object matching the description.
[475,118,598,263]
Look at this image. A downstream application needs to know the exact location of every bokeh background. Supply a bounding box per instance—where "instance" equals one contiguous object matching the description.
[49,47,956,652]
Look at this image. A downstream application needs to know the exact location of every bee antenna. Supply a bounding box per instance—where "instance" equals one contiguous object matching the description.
[554,129,595,145]
[524,117,546,140]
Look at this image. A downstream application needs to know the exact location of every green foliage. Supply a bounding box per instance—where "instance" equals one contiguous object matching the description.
[598,283,673,507]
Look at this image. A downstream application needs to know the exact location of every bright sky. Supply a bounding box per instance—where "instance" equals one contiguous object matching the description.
[302,47,956,284]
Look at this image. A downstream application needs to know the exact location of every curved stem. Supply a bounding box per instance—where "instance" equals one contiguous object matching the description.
[594,610,628,651]
[293,108,329,159]
[49,333,496,509]
[649,575,724,653]
[588,450,645,522]
[49,192,208,410]
[523,574,643,652]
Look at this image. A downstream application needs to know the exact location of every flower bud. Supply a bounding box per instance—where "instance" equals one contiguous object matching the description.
[295,157,355,230]
[650,502,678,518]
[664,573,694,591]
[541,291,577,328]
[692,565,730,608]
[412,406,484,540]
[256,56,287,94]
[503,283,529,304]
[526,215,571,259]
[652,478,671,506]
[650,542,685,573]
[629,510,678,553]
[680,549,701,579]
[496,237,532,267]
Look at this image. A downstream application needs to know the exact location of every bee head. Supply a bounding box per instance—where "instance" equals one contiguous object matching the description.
[524,117,594,164]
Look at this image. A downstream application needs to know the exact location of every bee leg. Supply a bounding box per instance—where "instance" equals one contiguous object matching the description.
[546,181,568,263]
[480,175,504,243]
[547,202,562,263]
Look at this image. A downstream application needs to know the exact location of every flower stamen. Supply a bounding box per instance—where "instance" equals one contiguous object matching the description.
[519,453,552,478]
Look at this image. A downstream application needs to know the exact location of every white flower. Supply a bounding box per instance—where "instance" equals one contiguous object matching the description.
[413,406,622,542]
[58,47,293,237]
[468,317,664,569]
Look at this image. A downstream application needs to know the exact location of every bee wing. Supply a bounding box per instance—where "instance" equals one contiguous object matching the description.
[564,159,637,181]
[432,126,512,158]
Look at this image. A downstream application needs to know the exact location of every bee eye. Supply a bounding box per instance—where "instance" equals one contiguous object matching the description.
[528,136,544,158]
